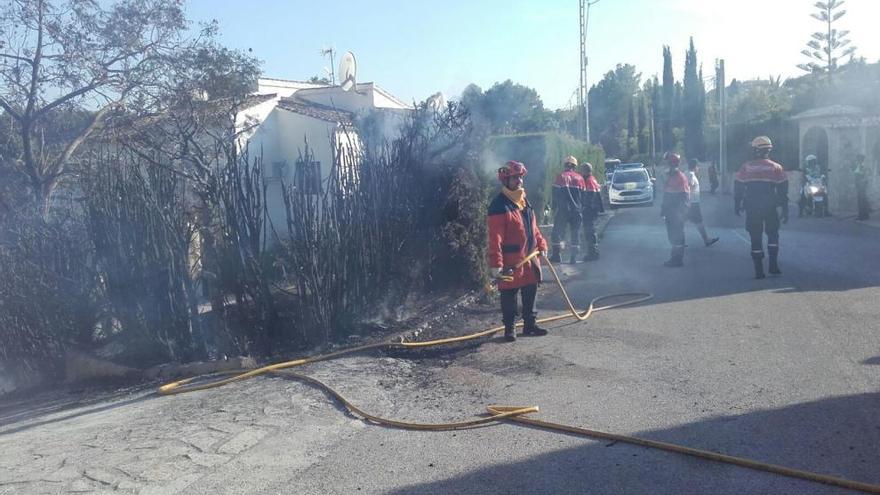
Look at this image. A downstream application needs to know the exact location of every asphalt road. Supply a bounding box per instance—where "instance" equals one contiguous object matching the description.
[1,193,878,494]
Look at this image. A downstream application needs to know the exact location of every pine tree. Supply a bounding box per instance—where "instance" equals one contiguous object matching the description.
[683,37,705,160]
[797,0,856,78]
[650,76,661,158]
[661,46,675,152]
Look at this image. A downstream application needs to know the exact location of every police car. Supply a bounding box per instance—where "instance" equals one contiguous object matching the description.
[608,165,654,208]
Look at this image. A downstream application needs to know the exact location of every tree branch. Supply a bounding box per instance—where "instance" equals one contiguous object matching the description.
[46,101,119,179]
[0,96,22,121]
[0,52,36,66]
[35,79,105,117]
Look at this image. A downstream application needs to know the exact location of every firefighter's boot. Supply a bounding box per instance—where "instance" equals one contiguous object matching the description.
[503,325,516,342]
[583,246,599,261]
[548,248,562,263]
[752,252,766,279]
[523,318,548,337]
[768,245,781,274]
[663,247,684,267]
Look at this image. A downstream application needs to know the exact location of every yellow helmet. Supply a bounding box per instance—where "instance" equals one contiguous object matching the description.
[750,136,773,149]
[563,155,578,167]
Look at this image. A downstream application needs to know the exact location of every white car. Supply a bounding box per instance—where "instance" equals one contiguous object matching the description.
[608,168,654,208]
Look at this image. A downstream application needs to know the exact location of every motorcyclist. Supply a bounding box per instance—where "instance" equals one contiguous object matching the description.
[799,154,827,217]
[734,136,789,279]
[549,156,587,264]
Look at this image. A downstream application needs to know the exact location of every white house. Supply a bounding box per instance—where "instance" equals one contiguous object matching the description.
[234,78,413,236]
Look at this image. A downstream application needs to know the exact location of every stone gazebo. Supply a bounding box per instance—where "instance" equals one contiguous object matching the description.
[792,105,880,214]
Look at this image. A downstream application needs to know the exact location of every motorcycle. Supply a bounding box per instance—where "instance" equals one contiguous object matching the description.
[799,175,828,217]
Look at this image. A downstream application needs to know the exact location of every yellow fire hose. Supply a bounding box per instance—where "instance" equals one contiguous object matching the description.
[159,252,880,494]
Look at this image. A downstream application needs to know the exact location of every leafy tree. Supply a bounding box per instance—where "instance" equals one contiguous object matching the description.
[727,78,792,124]
[797,0,856,78]
[588,64,641,158]
[0,0,259,214]
[308,75,331,85]
[458,80,548,134]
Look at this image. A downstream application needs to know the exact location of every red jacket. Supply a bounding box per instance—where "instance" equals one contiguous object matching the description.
[734,159,789,213]
[552,170,587,214]
[487,192,548,290]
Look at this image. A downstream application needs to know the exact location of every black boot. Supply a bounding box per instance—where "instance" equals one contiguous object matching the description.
[568,245,580,264]
[768,247,781,274]
[583,247,599,261]
[503,325,516,342]
[548,250,561,263]
[752,255,765,279]
[663,247,684,267]
[523,320,548,336]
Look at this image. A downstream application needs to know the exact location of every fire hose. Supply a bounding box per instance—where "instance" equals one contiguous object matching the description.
[159,252,880,494]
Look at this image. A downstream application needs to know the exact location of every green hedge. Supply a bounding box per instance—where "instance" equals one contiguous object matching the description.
[486,132,604,222]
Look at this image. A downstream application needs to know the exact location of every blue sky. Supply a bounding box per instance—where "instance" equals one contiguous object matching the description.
[185,0,880,110]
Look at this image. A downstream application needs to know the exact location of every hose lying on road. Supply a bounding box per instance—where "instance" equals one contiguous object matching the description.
[159,253,880,494]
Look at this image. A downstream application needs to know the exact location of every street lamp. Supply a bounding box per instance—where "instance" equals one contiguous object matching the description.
[579,0,601,143]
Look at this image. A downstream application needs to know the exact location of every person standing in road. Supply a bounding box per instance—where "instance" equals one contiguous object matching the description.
[661,152,690,267]
[487,160,550,342]
[549,156,587,264]
[734,136,789,279]
[708,162,720,194]
[686,159,719,247]
[854,154,870,221]
[580,161,604,261]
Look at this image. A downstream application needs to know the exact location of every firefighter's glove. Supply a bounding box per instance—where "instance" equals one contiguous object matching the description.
[489,267,503,280]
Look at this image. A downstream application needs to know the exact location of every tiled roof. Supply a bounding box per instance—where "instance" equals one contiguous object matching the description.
[791,105,863,120]
[277,98,354,124]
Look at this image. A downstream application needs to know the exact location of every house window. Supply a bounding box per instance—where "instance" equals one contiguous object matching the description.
[295,158,321,194]
[271,160,288,178]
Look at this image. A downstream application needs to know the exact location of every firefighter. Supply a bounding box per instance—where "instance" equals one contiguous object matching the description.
[487,161,550,342]
[734,136,789,279]
[661,152,690,267]
[549,156,587,264]
[580,161,604,260]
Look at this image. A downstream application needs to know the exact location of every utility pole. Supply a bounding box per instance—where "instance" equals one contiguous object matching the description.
[578,0,601,143]
[715,59,727,193]
[320,47,336,85]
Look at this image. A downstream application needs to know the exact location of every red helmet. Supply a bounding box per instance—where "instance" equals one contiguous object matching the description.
[663,152,681,166]
[497,160,527,182]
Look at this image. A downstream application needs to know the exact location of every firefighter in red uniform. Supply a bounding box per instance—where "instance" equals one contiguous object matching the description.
[581,161,604,261]
[549,155,587,264]
[487,161,550,342]
[660,152,690,267]
[735,136,789,279]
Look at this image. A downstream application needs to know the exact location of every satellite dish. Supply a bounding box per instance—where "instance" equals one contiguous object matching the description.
[339,51,357,91]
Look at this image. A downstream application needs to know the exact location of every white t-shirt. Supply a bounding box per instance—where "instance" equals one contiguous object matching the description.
[687,171,700,204]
